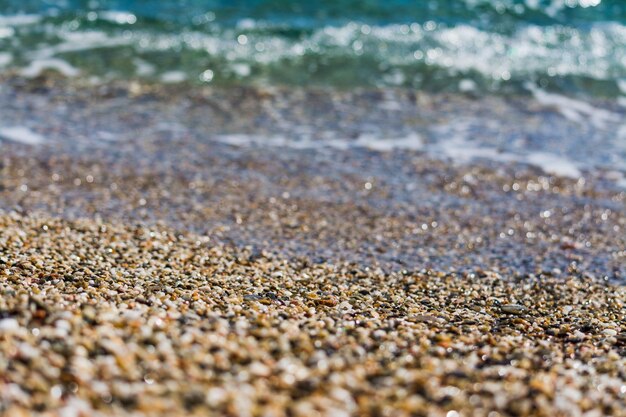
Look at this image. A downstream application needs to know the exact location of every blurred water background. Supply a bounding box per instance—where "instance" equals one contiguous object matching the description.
[0,0,625,97]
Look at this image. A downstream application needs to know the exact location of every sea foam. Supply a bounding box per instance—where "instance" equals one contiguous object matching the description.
[0,126,46,145]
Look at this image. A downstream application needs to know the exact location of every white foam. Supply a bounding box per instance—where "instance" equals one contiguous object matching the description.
[0,52,12,67]
[217,132,579,179]
[231,63,251,77]
[435,133,581,178]
[0,14,41,26]
[215,134,315,149]
[27,31,129,60]
[20,58,80,78]
[160,71,187,83]
[214,133,422,152]
[0,126,46,145]
[133,58,155,76]
[0,26,14,39]
[436,134,514,164]
[352,133,423,151]
[526,84,620,128]
[237,18,257,30]
[525,151,581,178]
[459,79,477,92]
[99,11,137,25]
[212,134,252,146]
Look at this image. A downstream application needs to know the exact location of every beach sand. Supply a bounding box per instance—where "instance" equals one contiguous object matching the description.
[0,212,625,417]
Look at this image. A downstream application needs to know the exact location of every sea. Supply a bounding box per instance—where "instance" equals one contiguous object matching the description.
[1,0,625,176]
[0,1,623,92]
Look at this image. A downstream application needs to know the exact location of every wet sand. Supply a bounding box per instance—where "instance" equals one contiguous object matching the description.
[0,78,625,416]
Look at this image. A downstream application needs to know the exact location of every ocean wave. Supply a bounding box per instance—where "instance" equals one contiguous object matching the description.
[0,0,625,95]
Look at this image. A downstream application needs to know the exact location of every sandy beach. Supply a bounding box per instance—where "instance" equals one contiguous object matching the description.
[2,0,626,413]
[1,211,625,417]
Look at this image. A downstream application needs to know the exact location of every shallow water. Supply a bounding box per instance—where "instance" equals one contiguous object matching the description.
[1,81,624,186]
[0,81,624,280]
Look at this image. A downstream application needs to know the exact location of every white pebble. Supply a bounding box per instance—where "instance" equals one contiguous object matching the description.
[500,304,527,315]
[0,318,20,331]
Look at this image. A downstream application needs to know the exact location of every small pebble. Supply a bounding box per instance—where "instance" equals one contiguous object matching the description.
[0,318,20,331]
[500,304,527,315]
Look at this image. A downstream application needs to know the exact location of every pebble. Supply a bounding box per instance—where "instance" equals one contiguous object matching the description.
[0,318,20,331]
[603,329,618,337]
[500,304,528,315]
[0,213,623,417]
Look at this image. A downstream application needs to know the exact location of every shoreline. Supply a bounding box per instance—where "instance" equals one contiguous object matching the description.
[1,75,625,189]
[1,144,624,279]
[0,76,625,415]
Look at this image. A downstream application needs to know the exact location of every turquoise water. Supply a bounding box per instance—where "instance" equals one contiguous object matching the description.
[0,1,625,96]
